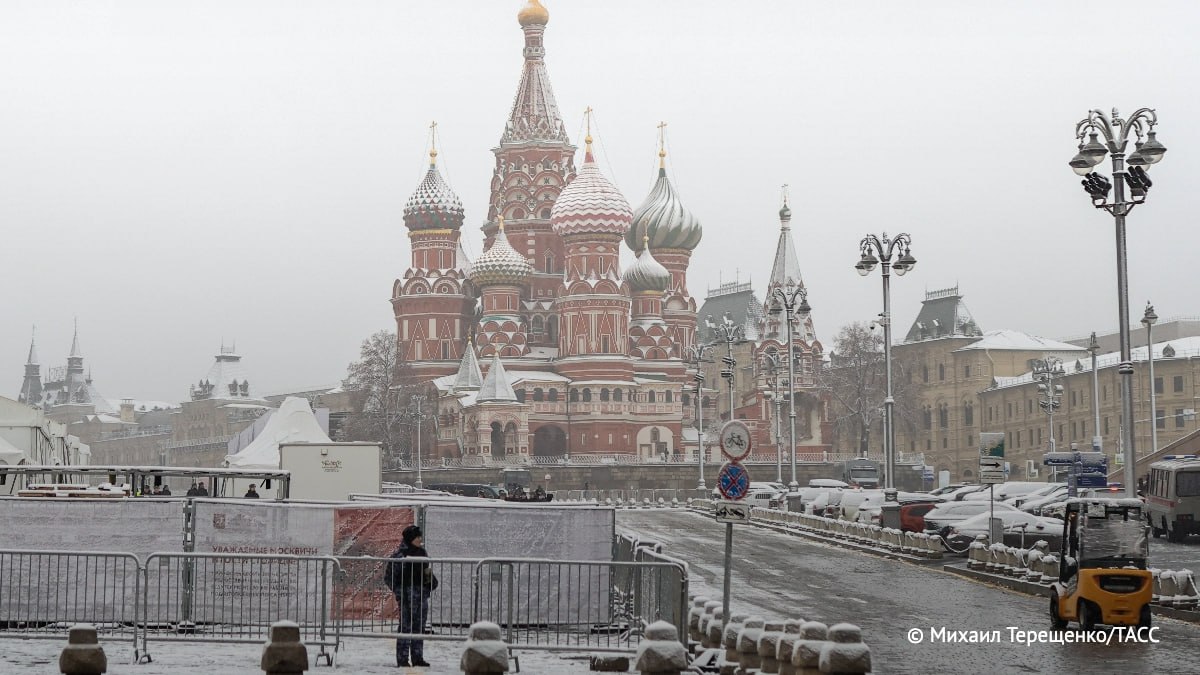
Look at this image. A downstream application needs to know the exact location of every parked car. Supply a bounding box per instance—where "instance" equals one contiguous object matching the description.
[962,481,1051,503]
[944,511,1060,550]
[809,478,850,488]
[942,484,990,501]
[923,500,1022,537]
[787,486,843,512]
[929,483,969,497]
[900,501,943,532]
[1015,485,1069,513]
[852,492,943,525]
[744,488,785,509]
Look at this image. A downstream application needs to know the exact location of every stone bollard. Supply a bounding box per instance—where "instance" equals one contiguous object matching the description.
[635,620,689,675]
[818,623,870,675]
[260,621,307,675]
[1040,555,1058,583]
[1159,571,1180,607]
[722,613,749,675]
[700,603,723,646]
[967,535,988,569]
[757,620,786,674]
[672,498,680,508]
[923,533,943,560]
[689,596,711,642]
[736,616,765,674]
[777,619,804,675]
[59,624,107,675]
[705,609,726,652]
[791,621,828,675]
[460,621,510,675]
[1025,547,1045,583]
[1176,570,1198,609]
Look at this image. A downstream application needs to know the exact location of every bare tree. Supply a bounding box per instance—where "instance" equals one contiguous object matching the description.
[340,330,425,466]
[823,322,919,457]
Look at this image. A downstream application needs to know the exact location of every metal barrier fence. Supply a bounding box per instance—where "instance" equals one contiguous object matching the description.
[0,549,687,658]
[0,549,141,654]
[473,558,687,652]
[139,552,338,664]
[332,556,482,643]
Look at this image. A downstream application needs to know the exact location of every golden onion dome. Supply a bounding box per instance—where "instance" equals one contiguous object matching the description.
[518,0,550,26]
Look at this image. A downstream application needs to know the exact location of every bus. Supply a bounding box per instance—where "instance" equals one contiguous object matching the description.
[1145,455,1200,543]
[842,458,881,489]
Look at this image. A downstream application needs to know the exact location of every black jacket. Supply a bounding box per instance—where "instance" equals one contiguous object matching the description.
[386,541,437,591]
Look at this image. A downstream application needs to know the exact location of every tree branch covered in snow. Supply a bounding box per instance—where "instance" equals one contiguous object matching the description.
[340,330,427,466]
[822,322,920,455]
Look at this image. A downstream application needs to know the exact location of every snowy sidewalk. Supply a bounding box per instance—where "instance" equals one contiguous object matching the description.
[0,636,606,674]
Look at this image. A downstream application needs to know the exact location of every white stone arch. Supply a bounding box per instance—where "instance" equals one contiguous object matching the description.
[636,425,674,460]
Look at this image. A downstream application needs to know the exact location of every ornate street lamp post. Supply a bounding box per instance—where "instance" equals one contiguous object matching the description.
[763,352,787,483]
[1034,357,1065,483]
[1143,303,1159,457]
[409,394,427,489]
[1087,332,1102,454]
[855,234,916,490]
[1069,107,1167,497]
[705,313,746,423]
[685,344,715,490]
[767,281,811,489]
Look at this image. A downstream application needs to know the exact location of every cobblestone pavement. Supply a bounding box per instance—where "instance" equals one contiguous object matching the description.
[620,508,1200,675]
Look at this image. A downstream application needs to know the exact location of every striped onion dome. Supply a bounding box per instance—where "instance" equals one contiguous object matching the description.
[626,166,702,252]
[623,236,671,292]
[470,220,532,286]
[551,144,632,237]
[403,155,465,231]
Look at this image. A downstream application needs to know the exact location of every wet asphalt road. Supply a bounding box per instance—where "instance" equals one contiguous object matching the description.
[618,509,1200,675]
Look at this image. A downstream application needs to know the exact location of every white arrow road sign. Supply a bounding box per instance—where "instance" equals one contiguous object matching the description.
[714,500,752,524]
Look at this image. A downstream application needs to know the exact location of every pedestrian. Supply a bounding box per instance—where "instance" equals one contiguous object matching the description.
[244,484,260,499]
[195,481,209,497]
[159,484,172,496]
[385,525,437,668]
[186,482,198,497]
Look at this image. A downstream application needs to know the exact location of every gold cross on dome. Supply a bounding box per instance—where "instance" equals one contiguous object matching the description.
[657,121,668,167]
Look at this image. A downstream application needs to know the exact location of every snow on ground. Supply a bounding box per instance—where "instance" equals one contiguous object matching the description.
[0,635,608,674]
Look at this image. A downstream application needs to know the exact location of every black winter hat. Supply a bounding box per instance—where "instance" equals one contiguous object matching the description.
[402,525,423,544]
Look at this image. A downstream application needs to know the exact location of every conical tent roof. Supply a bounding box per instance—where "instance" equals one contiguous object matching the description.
[224,397,332,469]
[479,353,517,402]
[453,340,484,391]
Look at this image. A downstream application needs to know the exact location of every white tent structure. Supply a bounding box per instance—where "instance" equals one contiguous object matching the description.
[0,436,24,465]
[224,396,332,470]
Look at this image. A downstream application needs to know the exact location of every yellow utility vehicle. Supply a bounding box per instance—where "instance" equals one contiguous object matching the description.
[1050,498,1152,630]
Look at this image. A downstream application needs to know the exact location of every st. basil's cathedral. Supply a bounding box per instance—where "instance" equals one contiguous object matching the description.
[391,1,830,462]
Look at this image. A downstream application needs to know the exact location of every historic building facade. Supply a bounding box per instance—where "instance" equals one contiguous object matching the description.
[394,2,701,461]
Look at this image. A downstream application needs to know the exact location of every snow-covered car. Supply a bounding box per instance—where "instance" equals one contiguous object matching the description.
[745,488,785,510]
[929,483,969,497]
[942,484,990,501]
[808,478,850,489]
[944,511,1060,550]
[855,493,945,525]
[1004,483,1064,508]
[787,486,843,512]
[1016,485,1069,513]
[923,500,1021,536]
[961,481,1049,502]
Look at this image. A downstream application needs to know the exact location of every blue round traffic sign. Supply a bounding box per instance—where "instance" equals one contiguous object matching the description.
[717,462,751,500]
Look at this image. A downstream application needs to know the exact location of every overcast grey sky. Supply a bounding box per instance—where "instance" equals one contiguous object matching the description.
[3,1,1199,404]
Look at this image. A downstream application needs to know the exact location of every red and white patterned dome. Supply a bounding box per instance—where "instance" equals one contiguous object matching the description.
[550,148,632,237]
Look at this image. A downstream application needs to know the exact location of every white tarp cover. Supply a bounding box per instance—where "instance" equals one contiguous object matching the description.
[190,499,417,623]
[0,498,182,623]
[0,435,24,464]
[424,503,614,627]
[223,397,331,469]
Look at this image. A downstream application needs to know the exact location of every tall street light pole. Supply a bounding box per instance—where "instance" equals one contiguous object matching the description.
[855,234,916,490]
[685,344,715,491]
[410,394,427,489]
[1088,332,1102,454]
[1070,107,1167,497]
[704,312,744,625]
[1034,357,1065,482]
[763,352,786,483]
[1143,303,1159,457]
[768,280,812,489]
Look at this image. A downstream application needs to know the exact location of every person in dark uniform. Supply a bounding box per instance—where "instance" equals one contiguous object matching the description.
[385,525,436,668]
[244,484,260,499]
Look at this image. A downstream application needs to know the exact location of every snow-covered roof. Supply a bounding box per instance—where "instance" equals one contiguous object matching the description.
[218,403,273,410]
[104,398,178,413]
[85,414,128,424]
[955,329,1086,353]
[191,348,261,401]
[508,370,571,384]
[991,335,1200,390]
